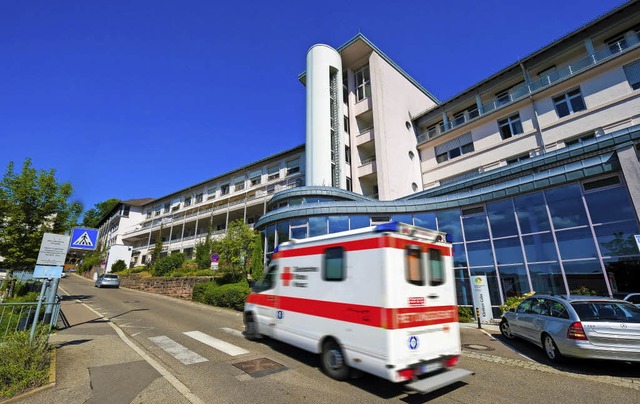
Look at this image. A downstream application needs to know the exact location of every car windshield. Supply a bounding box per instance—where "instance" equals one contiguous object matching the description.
[571,301,640,323]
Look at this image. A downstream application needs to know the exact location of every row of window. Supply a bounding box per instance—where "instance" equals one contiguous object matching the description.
[146,162,301,218]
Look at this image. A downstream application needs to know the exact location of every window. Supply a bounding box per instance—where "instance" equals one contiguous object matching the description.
[498,114,523,139]
[607,35,627,54]
[235,181,245,191]
[355,65,371,101]
[184,197,191,207]
[429,248,445,286]
[267,165,280,181]
[154,209,161,216]
[506,153,530,165]
[553,89,586,118]
[453,110,465,126]
[324,247,345,281]
[250,174,261,186]
[406,245,424,286]
[163,203,170,213]
[345,146,351,164]
[346,177,352,191]
[146,211,152,219]
[624,60,640,90]
[343,116,350,134]
[207,187,216,200]
[496,89,511,106]
[196,193,203,203]
[220,184,229,195]
[565,131,595,147]
[286,159,300,176]
[253,266,277,292]
[122,206,130,217]
[434,132,474,163]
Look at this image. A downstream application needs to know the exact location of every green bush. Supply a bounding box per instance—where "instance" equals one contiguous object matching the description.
[192,281,250,311]
[458,306,474,323]
[0,327,51,398]
[499,291,535,315]
[153,253,185,277]
[111,259,127,273]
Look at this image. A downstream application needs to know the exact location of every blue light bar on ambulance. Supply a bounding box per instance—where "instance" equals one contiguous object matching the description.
[374,221,450,243]
[373,222,399,232]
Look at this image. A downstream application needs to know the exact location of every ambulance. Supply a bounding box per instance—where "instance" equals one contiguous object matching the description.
[244,222,473,393]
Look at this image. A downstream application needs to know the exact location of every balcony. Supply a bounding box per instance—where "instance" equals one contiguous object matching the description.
[418,32,640,143]
[356,126,375,145]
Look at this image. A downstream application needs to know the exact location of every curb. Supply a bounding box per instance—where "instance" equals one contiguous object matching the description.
[3,346,56,403]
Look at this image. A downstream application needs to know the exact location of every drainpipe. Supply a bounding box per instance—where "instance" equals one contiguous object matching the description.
[521,62,545,153]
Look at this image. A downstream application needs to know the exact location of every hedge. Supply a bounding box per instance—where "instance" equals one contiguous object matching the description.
[192,281,250,311]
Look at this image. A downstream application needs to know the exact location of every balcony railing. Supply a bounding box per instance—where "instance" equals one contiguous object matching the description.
[418,32,640,142]
[359,157,376,167]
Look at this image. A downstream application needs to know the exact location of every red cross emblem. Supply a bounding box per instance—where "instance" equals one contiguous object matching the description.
[281,266,293,286]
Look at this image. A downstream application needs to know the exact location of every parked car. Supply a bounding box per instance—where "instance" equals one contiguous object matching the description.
[623,293,640,308]
[95,274,120,288]
[500,294,640,362]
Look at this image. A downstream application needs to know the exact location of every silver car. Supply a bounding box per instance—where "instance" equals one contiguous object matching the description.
[95,274,120,288]
[500,294,640,362]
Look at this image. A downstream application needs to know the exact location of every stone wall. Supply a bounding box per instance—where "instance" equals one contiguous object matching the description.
[117,274,214,300]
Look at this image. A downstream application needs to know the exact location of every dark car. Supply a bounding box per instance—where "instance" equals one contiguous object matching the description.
[500,294,640,362]
[95,274,120,288]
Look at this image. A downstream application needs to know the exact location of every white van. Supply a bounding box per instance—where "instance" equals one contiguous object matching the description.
[244,222,472,393]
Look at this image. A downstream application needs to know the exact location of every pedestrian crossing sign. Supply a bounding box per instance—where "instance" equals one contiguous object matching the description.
[70,227,99,250]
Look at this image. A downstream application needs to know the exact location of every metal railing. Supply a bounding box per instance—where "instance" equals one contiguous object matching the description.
[1,300,61,339]
[419,32,640,141]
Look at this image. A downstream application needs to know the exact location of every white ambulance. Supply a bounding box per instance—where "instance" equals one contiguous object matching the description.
[244,222,473,393]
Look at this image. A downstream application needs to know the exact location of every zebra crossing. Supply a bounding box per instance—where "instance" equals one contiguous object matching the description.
[148,328,250,365]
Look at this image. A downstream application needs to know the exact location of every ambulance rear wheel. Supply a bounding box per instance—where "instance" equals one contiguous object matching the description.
[321,339,350,381]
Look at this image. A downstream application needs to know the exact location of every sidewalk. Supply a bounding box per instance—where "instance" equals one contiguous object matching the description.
[8,295,190,404]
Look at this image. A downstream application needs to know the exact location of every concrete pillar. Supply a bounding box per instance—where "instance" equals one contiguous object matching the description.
[617,144,640,221]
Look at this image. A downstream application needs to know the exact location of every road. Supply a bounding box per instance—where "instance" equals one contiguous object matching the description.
[50,275,640,403]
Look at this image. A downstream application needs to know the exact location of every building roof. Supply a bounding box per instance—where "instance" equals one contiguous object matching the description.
[121,198,155,207]
[298,33,439,104]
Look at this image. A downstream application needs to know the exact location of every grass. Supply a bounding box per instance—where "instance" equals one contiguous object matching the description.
[0,326,52,398]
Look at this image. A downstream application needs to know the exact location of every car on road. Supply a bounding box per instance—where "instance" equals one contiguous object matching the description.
[95,274,120,288]
[500,294,640,363]
[623,293,640,308]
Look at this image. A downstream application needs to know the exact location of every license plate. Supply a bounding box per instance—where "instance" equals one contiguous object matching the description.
[420,362,442,374]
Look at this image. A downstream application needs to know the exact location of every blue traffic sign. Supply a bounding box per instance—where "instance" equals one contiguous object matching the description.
[69,228,99,250]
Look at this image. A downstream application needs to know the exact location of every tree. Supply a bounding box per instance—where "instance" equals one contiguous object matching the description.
[216,219,258,283]
[111,259,127,273]
[151,225,164,265]
[195,230,213,269]
[0,159,83,278]
[249,235,264,281]
[82,198,120,228]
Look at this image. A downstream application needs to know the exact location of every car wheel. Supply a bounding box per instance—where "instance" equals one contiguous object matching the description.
[321,339,350,381]
[542,334,563,362]
[244,313,261,340]
[500,319,515,339]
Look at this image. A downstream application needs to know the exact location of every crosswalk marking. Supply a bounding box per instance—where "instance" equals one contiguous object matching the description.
[184,331,249,356]
[148,336,208,365]
[221,327,244,338]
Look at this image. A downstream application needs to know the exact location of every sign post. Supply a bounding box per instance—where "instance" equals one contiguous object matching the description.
[471,275,493,323]
[211,253,219,271]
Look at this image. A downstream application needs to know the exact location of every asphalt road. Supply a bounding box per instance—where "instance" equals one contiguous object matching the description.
[47,275,640,403]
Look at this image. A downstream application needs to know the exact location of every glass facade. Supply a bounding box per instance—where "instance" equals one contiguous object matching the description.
[261,177,640,307]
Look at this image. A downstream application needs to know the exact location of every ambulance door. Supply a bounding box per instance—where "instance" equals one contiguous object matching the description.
[254,264,279,338]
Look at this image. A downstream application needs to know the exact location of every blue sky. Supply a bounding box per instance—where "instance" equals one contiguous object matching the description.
[0,0,626,217]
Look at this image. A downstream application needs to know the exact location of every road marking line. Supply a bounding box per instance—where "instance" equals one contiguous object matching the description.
[58,285,205,404]
[148,336,208,365]
[184,331,249,356]
[221,327,244,338]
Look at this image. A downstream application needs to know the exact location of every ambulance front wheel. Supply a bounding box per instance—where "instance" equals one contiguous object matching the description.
[321,339,350,381]
[244,313,261,340]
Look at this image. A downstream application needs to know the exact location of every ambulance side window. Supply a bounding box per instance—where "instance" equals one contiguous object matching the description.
[254,266,276,292]
[406,245,425,286]
[324,247,345,281]
[429,248,445,286]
